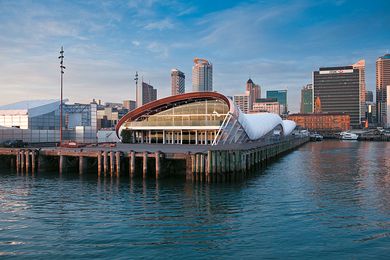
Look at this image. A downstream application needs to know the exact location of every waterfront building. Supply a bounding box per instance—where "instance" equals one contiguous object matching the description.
[353,60,366,121]
[300,84,313,114]
[116,92,296,145]
[136,81,157,108]
[246,78,261,110]
[97,107,120,129]
[313,65,360,128]
[0,99,97,130]
[376,54,390,127]
[171,69,185,96]
[233,92,251,113]
[387,85,390,128]
[0,99,97,143]
[266,90,287,114]
[192,58,212,92]
[123,100,136,111]
[365,101,377,125]
[366,90,373,102]
[288,113,350,132]
[252,98,280,115]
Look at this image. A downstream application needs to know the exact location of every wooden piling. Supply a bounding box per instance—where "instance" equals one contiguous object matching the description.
[191,154,196,181]
[200,154,204,182]
[25,150,30,173]
[97,152,102,176]
[155,151,161,179]
[59,155,64,173]
[16,151,20,172]
[142,151,148,179]
[115,151,121,176]
[31,150,36,172]
[207,150,212,183]
[185,153,192,181]
[103,151,108,175]
[79,156,87,174]
[109,151,115,176]
[129,151,135,178]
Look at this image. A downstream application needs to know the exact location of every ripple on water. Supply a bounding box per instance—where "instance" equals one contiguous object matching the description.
[0,141,389,258]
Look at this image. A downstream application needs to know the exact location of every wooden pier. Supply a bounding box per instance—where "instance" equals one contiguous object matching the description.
[0,137,308,182]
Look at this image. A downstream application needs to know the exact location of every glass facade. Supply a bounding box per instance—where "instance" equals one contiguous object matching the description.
[120,96,285,146]
[125,100,229,128]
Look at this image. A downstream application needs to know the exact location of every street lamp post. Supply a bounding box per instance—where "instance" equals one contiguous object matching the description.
[134,71,139,108]
[58,47,65,145]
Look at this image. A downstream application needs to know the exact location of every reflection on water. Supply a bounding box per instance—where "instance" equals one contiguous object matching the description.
[0,140,390,258]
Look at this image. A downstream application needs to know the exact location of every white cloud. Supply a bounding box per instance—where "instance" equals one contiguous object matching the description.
[144,19,174,30]
[132,40,140,46]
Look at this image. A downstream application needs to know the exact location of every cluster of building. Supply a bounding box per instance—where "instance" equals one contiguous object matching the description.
[288,54,390,132]
[0,53,389,144]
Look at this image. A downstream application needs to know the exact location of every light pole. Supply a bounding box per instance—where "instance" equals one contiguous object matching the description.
[134,71,139,107]
[58,47,65,145]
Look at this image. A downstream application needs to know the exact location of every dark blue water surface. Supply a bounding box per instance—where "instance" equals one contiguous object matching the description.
[1,141,390,259]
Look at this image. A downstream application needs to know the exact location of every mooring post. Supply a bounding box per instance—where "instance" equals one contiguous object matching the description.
[142,151,148,179]
[129,151,135,178]
[97,152,102,176]
[155,151,161,179]
[109,151,115,176]
[115,152,121,176]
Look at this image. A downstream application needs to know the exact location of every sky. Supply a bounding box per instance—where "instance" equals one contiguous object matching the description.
[0,0,389,112]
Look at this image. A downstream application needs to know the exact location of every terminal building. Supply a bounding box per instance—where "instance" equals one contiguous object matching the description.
[0,99,97,143]
[116,92,296,145]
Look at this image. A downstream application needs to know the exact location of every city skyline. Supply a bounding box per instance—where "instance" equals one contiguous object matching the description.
[0,0,389,112]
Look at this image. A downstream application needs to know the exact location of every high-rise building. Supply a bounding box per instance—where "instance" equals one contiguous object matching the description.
[313,65,360,128]
[171,69,185,96]
[266,90,287,114]
[136,82,157,107]
[365,91,373,102]
[192,58,212,92]
[353,60,366,122]
[123,100,136,111]
[246,78,261,110]
[300,84,313,114]
[376,53,390,127]
[252,98,280,115]
[365,101,377,125]
[233,92,250,113]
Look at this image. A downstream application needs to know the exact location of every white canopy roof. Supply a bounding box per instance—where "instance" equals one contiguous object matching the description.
[237,112,296,140]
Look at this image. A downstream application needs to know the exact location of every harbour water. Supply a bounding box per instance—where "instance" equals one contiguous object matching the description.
[0,140,389,259]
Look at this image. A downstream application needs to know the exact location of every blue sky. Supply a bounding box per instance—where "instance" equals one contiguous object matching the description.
[0,0,389,112]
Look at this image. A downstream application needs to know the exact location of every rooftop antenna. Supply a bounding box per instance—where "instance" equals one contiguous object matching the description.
[134,71,139,107]
[58,46,65,145]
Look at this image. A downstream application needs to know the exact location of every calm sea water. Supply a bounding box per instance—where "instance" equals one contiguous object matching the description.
[1,141,390,259]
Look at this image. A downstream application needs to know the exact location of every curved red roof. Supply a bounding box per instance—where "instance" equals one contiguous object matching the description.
[115,92,231,137]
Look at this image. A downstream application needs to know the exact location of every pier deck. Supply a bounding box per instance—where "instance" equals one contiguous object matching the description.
[0,136,309,182]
